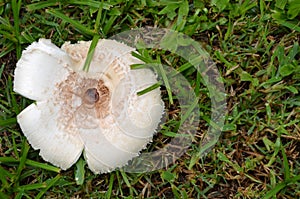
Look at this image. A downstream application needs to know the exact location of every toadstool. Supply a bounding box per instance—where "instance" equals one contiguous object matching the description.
[13,38,164,174]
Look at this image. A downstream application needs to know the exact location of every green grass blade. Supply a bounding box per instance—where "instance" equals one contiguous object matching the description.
[137,82,161,96]
[0,43,15,58]
[82,34,100,72]
[14,192,25,199]
[0,192,10,199]
[14,141,30,184]
[46,9,95,36]
[194,72,201,96]
[25,160,61,173]
[17,183,47,191]
[281,145,290,180]
[0,30,18,43]
[0,118,17,127]
[0,17,14,31]
[131,51,153,63]
[276,19,300,32]
[94,3,103,32]
[0,64,4,80]
[263,167,300,198]
[0,157,19,163]
[0,157,60,173]
[27,0,59,11]
[158,63,174,104]
[75,158,85,185]
[106,173,115,199]
[119,170,135,195]
[263,181,287,199]
[11,0,22,59]
[175,62,193,73]
[0,165,11,190]
[130,64,146,69]
[11,0,21,35]
[180,97,199,123]
[67,0,111,9]
[289,174,300,183]
[103,15,118,35]
[8,78,20,115]
[35,174,61,199]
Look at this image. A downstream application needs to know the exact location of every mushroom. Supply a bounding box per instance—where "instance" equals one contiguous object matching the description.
[13,38,164,174]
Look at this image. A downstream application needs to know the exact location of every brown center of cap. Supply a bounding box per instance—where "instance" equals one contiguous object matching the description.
[84,88,99,104]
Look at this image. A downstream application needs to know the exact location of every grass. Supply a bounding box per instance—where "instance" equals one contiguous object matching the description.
[1,0,300,198]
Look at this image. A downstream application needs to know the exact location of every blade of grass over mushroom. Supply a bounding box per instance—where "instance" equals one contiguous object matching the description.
[137,82,161,96]
[131,51,154,64]
[46,9,95,36]
[82,35,100,72]
[131,52,173,103]
[130,64,146,69]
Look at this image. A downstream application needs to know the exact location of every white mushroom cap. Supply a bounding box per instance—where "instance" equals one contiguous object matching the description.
[14,38,164,173]
[14,39,71,101]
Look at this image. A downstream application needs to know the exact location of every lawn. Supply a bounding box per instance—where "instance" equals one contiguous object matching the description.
[1,0,300,198]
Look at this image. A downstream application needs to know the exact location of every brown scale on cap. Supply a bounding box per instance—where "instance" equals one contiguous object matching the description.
[95,79,110,119]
